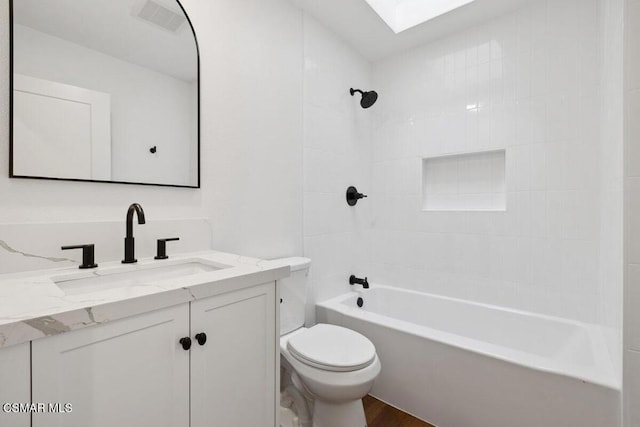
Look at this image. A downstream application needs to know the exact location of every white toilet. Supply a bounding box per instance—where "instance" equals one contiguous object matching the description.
[271,257,381,427]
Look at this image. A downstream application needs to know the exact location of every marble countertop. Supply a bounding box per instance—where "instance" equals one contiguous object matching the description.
[0,250,289,349]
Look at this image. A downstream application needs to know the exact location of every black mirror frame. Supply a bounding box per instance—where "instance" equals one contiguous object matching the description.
[8,0,201,189]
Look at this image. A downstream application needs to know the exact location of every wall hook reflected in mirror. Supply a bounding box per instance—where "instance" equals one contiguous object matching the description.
[149,146,157,154]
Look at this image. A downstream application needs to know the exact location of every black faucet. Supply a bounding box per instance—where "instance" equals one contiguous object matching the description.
[122,203,146,264]
[349,275,369,289]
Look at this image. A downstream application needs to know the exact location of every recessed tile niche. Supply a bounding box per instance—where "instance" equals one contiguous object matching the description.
[422,150,506,211]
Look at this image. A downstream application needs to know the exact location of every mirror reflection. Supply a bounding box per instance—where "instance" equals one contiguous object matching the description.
[11,0,199,187]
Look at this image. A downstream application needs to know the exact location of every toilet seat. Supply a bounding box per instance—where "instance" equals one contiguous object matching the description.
[287,324,376,372]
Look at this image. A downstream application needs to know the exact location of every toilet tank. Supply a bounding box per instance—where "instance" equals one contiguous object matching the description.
[266,257,311,336]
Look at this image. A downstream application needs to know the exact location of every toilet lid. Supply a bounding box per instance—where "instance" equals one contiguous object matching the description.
[287,324,376,372]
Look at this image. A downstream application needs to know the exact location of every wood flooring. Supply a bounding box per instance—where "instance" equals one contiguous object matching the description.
[363,395,435,427]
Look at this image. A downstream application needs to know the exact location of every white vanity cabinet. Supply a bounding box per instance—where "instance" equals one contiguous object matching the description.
[190,282,277,426]
[0,343,31,427]
[32,304,191,427]
[30,281,277,427]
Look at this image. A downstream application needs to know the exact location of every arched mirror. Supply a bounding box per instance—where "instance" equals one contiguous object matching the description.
[10,0,199,188]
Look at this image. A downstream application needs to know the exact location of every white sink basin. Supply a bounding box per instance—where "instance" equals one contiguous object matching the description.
[53,260,228,295]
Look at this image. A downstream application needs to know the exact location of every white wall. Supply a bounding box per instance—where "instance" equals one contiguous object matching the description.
[187,0,303,260]
[302,15,372,323]
[0,0,303,272]
[624,0,640,424]
[369,0,622,326]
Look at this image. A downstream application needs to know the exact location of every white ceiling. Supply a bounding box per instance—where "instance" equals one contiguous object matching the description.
[13,0,529,79]
[292,0,531,62]
[13,0,198,82]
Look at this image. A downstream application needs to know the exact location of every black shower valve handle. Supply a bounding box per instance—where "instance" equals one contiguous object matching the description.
[346,186,367,206]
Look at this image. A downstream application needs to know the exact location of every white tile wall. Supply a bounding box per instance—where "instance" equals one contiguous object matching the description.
[370,0,622,326]
[302,15,372,324]
[625,0,640,423]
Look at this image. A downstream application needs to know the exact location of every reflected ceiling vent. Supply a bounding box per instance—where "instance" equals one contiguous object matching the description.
[135,0,187,33]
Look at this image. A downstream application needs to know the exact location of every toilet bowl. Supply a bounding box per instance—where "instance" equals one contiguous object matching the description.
[267,257,381,427]
[281,325,381,427]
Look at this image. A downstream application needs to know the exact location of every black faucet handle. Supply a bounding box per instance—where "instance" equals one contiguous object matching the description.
[155,237,180,260]
[61,244,98,269]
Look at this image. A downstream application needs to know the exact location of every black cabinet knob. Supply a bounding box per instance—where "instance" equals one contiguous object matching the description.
[179,337,192,351]
[195,332,207,346]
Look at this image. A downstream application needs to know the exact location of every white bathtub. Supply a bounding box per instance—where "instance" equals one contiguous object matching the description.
[316,285,621,427]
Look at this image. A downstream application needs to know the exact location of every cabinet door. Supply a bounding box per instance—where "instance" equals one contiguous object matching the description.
[0,343,30,427]
[32,304,189,427]
[191,282,277,427]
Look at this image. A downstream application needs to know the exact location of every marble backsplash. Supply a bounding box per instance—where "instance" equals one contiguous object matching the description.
[0,218,212,274]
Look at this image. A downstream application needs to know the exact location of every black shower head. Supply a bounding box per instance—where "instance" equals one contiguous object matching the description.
[350,88,378,109]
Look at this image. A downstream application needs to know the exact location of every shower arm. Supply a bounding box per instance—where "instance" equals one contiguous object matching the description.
[350,88,364,96]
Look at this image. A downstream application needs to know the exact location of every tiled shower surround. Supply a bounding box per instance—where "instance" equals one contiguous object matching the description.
[302,14,373,323]
[368,0,622,330]
[302,0,623,374]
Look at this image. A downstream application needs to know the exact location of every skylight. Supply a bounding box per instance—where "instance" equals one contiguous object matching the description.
[364,0,477,34]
